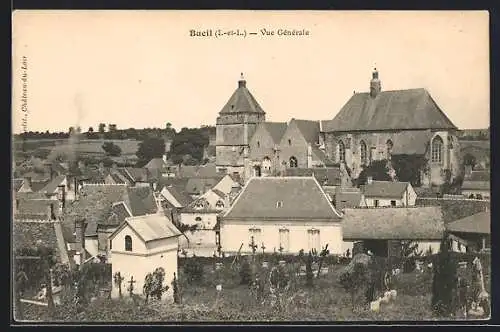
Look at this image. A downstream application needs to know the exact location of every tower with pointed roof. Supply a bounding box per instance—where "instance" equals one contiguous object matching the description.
[215,73,266,179]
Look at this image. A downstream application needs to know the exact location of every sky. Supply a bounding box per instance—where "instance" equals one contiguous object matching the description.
[12,10,489,134]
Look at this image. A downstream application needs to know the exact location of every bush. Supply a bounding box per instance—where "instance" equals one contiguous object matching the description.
[240,257,252,285]
[431,236,458,317]
[183,256,204,284]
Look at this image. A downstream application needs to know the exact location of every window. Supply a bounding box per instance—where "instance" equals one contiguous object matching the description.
[109,240,112,250]
[215,200,225,208]
[279,229,290,252]
[390,200,396,207]
[249,228,262,245]
[15,199,19,210]
[289,156,298,168]
[195,216,202,222]
[386,139,393,159]
[308,229,320,251]
[125,235,132,251]
[360,140,368,165]
[338,141,346,162]
[276,201,283,208]
[262,157,272,171]
[431,135,443,163]
[288,139,292,146]
[374,200,379,207]
[257,141,260,148]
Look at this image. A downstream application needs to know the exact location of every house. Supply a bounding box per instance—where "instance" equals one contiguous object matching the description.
[282,165,348,192]
[320,68,461,187]
[360,179,417,207]
[143,158,169,179]
[248,122,288,176]
[184,176,224,198]
[63,184,159,261]
[220,177,343,255]
[105,167,151,187]
[341,206,445,257]
[332,187,363,211]
[461,167,490,200]
[109,213,182,299]
[446,210,490,252]
[159,185,193,209]
[215,74,266,177]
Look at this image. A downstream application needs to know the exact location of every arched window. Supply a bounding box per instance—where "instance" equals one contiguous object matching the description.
[195,216,202,222]
[262,156,272,171]
[215,200,225,208]
[386,139,393,159]
[289,156,298,168]
[431,136,443,163]
[125,235,132,251]
[338,141,346,163]
[360,140,368,165]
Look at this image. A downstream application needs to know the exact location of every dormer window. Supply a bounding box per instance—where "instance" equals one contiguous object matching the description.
[276,201,283,208]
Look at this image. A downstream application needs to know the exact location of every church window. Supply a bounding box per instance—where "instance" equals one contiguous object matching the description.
[288,139,292,146]
[257,141,260,148]
[431,136,443,163]
[386,139,393,159]
[338,141,346,162]
[125,235,132,251]
[360,140,368,165]
[289,156,298,168]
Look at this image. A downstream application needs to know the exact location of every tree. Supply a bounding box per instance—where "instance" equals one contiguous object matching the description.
[136,137,166,166]
[68,127,75,135]
[391,154,428,187]
[400,241,423,273]
[463,153,477,169]
[356,160,392,186]
[431,234,458,317]
[170,128,209,164]
[102,142,122,157]
[98,123,106,134]
[143,267,169,303]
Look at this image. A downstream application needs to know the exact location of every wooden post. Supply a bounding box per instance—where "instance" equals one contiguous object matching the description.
[127,276,136,297]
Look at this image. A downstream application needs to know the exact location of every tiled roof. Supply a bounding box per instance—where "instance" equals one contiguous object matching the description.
[163,185,193,207]
[322,88,457,132]
[124,167,150,182]
[63,185,129,236]
[156,177,189,192]
[40,175,66,194]
[292,119,320,144]
[13,178,24,192]
[461,180,490,191]
[13,219,70,264]
[224,177,342,220]
[362,181,410,199]
[446,211,490,235]
[219,79,265,115]
[126,186,158,216]
[283,167,341,186]
[334,189,363,210]
[342,206,445,240]
[115,214,182,243]
[16,198,59,219]
[106,202,132,226]
[185,177,224,195]
[261,122,288,144]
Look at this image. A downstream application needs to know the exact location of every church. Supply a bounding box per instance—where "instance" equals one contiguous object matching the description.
[215,74,332,182]
[320,69,461,187]
[216,70,461,188]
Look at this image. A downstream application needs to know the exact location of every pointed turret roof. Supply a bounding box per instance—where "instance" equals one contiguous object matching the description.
[219,73,266,115]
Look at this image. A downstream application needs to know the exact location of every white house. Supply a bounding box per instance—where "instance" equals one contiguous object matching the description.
[360,178,417,207]
[220,176,343,255]
[109,213,182,299]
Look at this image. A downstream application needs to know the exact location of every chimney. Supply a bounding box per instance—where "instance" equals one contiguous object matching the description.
[367,175,373,184]
[307,143,313,168]
[238,72,246,88]
[75,219,88,263]
[370,68,381,98]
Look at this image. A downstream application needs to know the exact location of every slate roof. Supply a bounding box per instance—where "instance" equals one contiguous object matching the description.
[361,181,411,199]
[13,219,70,264]
[322,88,457,132]
[342,206,445,240]
[127,186,158,216]
[292,119,320,144]
[284,167,341,186]
[224,177,342,220]
[260,122,288,144]
[219,78,265,115]
[13,178,24,192]
[106,202,133,226]
[113,214,182,243]
[446,211,490,235]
